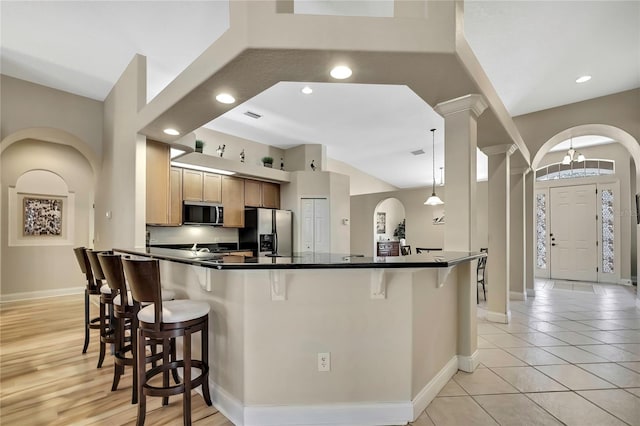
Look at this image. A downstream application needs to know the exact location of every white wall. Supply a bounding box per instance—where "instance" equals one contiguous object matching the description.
[96,55,146,250]
[0,75,103,299]
[325,158,398,195]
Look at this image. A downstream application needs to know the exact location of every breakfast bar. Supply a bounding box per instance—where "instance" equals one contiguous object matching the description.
[116,247,484,426]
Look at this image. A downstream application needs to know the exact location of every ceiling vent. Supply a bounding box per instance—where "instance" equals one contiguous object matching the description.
[244,111,262,119]
[411,149,425,156]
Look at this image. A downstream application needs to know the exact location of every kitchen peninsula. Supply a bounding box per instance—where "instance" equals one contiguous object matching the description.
[117,247,484,426]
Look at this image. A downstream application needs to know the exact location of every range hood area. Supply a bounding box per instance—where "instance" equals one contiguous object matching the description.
[172,152,291,183]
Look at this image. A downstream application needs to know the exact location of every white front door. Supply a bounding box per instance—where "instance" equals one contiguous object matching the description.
[550,184,597,281]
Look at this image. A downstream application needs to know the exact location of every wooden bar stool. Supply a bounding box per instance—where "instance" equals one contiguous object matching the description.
[122,258,212,426]
[86,249,116,368]
[73,247,102,354]
[98,252,140,403]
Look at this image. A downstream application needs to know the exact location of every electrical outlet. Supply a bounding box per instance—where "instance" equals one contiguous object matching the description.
[317,352,330,372]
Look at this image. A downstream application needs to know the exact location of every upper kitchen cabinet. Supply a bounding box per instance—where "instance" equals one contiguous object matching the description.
[221,176,245,227]
[146,140,172,225]
[182,170,222,203]
[182,169,203,201]
[244,180,280,209]
[262,182,280,209]
[203,173,222,202]
[168,167,182,225]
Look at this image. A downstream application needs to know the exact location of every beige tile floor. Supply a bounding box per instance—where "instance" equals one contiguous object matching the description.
[416,280,640,426]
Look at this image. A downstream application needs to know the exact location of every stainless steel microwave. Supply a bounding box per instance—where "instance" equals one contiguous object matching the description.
[183,202,224,226]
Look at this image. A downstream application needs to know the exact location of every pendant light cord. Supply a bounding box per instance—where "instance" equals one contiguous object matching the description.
[431,128,436,194]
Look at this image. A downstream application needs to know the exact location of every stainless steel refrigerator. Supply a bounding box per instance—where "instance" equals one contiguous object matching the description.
[239,208,293,256]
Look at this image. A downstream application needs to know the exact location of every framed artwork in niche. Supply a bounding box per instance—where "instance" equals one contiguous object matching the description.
[376,212,386,234]
[23,197,63,236]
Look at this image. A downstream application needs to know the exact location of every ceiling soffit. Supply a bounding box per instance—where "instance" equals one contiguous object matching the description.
[138,0,516,156]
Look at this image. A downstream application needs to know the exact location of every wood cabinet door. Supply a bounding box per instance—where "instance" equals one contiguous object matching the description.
[146,140,170,224]
[221,176,245,227]
[261,182,280,209]
[244,180,262,207]
[169,167,183,225]
[203,173,222,203]
[182,169,203,201]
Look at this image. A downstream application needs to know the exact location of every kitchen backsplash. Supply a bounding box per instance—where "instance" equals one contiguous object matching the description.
[147,225,238,245]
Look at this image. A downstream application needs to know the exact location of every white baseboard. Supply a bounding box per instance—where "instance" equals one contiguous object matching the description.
[196,356,464,426]
[209,381,246,426]
[526,288,536,298]
[509,291,525,301]
[0,286,84,303]
[244,402,412,426]
[486,310,511,324]
[457,350,480,373]
[412,355,458,420]
[618,278,633,286]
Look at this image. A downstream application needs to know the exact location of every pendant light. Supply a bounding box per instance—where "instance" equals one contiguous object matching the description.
[424,128,444,206]
[562,137,585,165]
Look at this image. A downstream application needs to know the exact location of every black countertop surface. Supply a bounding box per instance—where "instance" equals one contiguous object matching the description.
[116,247,486,270]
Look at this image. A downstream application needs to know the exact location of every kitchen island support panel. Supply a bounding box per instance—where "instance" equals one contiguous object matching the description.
[139,255,478,426]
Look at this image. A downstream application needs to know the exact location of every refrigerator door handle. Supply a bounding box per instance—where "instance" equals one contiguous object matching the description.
[274,232,278,254]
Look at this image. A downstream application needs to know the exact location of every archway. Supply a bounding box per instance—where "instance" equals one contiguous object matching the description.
[373,197,406,256]
[529,124,640,292]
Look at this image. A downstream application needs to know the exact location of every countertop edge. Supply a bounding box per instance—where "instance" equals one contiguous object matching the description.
[114,248,486,270]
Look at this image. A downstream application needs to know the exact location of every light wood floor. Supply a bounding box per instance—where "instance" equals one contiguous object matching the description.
[0,294,233,425]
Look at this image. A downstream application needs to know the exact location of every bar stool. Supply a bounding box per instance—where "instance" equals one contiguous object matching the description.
[73,247,101,354]
[98,252,140,403]
[122,258,212,426]
[86,249,117,368]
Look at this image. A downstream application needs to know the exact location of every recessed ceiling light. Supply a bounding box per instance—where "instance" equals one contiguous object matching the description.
[216,93,236,104]
[301,86,313,94]
[163,128,180,136]
[576,75,592,83]
[330,65,352,79]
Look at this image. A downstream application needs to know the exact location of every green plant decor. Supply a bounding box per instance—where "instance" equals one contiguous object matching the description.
[195,139,204,153]
[261,156,274,165]
[393,219,406,240]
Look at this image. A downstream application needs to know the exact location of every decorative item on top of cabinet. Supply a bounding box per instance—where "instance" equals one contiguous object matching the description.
[244,180,280,209]
[221,176,245,227]
[262,156,273,168]
[182,169,221,203]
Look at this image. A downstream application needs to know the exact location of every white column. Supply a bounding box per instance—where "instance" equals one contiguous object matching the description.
[435,94,488,252]
[482,144,517,324]
[510,168,526,300]
[524,169,536,297]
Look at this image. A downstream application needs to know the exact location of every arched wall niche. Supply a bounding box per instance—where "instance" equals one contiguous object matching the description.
[373,197,406,255]
[1,127,100,179]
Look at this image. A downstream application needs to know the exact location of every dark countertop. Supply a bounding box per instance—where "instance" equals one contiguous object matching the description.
[116,247,486,270]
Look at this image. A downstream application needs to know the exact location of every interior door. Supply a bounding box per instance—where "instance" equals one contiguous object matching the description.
[550,184,597,281]
[300,198,330,253]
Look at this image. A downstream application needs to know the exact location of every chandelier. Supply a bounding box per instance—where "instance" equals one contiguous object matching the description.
[562,137,585,165]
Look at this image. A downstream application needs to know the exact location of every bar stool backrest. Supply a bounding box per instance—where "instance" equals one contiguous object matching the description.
[98,253,130,307]
[74,246,98,292]
[122,258,163,328]
[86,249,110,284]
